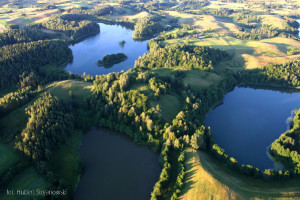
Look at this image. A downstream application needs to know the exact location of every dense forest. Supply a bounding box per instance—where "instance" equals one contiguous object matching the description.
[0,39,72,90]
[134,43,229,70]
[133,17,164,39]
[0,28,54,47]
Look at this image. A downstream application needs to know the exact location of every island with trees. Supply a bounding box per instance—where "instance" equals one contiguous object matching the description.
[97,53,128,68]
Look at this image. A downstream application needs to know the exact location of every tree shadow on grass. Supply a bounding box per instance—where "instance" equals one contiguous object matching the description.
[179,150,197,197]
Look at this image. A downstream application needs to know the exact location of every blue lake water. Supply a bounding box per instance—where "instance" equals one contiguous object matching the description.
[65,23,149,75]
[297,19,300,37]
[205,86,300,170]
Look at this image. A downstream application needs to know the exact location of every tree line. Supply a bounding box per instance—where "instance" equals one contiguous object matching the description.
[237,60,300,87]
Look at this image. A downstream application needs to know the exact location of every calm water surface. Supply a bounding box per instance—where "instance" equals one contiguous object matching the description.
[65,23,149,75]
[297,19,300,37]
[205,86,300,170]
[75,128,161,200]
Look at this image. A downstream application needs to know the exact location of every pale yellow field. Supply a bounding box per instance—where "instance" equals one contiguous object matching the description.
[180,148,300,200]
[205,1,248,10]
[261,15,285,30]
[164,34,300,69]
[106,11,151,21]
[179,148,241,200]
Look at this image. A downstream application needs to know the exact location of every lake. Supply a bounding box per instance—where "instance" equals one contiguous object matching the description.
[65,23,149,76]
[297,19,300,38]
[205,86,300,170]
[75,128,161,200]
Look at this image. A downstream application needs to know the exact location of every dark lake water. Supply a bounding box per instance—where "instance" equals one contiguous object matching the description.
[75,128,161,200]
[205,86,300,170]
[65,23,149,75]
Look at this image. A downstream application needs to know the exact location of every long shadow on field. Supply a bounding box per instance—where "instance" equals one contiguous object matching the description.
[179,150,197,196]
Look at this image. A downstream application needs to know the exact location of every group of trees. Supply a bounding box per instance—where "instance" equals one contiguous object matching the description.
[234,17,299,41]
[282,17,299,34]
[175,0,210,11]
[41,14,100,41]
[0,89,36,117]
[148,77,168,100]
[15,93,74,161]
[232,13,261,24]
[89,71,162,151]
[270,109,300,175]
[134,43,229,70]
[186,8,233,17]
[133,17,164,39]
[151,145,171,200]
[157,25,196,40]
[235,25,279,41]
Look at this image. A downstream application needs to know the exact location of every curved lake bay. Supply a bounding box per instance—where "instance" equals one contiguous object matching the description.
[205,86,300,170]
[65,23,149,75]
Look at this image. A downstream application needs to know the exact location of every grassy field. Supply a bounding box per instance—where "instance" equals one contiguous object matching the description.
[159,8,300,70]
[0,143,20,176]
[150,93,182,122]
[179,148,240,200]
[0,167,51,200]
[163,35,300,69]
[48,80,93,104]
[183,70,222,91]
[180,148,300,200]
[260,15,285,29]
[0,94,36,143]
[49,129,83,191]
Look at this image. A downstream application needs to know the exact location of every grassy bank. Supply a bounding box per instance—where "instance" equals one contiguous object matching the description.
[180,148,300,199]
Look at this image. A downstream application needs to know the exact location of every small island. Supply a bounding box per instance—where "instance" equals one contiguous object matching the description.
[97,53,128,68]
